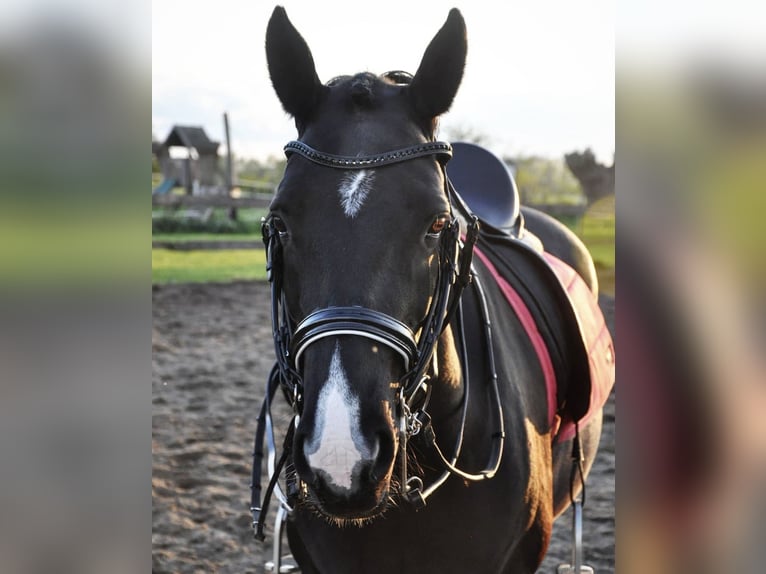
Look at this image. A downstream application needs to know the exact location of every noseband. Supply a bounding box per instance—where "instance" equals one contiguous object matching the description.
[292,307,418,371]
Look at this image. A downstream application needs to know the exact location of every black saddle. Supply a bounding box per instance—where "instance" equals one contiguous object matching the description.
[446,142,522,235]
[446,143,613,440]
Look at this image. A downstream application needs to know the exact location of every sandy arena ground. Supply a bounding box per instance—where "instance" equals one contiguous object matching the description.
[152,281,615,573]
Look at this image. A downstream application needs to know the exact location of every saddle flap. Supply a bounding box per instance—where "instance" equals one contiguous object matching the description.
[473,235,614,442]
[544,253,615,441]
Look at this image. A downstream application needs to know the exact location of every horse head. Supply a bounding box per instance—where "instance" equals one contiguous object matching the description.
[264,6,467,521]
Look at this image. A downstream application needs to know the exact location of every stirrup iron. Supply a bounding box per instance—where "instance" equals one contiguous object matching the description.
[556,499,594,574]
[263,505,300,573]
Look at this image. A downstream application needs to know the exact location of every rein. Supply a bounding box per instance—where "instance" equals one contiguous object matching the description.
[250,139,506,539]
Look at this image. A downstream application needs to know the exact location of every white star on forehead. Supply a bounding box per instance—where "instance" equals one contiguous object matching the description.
[338,170,375,218]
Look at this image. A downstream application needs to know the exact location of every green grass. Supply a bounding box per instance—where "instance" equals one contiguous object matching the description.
[555,197,614,295]
[152,249,267,284]
[151,209,266,284]
[151,201,615,293]
[573,198,615,295]
[578,219,615,269]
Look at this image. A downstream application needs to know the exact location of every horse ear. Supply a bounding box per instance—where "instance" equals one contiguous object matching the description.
[409,9,467,120]
[266,6,324,123]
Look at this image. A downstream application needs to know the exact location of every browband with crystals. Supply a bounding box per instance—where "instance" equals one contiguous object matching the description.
[284,140,452,169]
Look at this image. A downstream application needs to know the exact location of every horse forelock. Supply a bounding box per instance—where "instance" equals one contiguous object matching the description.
[349,73,376,107]
[324,72,411,114]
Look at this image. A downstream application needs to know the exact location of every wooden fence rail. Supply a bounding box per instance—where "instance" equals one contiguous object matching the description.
[151,198,589,251]
[152,194,273,209]
[152,195,586,217]
[152,240,263,251]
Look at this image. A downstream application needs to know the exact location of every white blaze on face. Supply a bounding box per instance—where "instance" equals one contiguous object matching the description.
[305,343,371,490]
[338,170,374,218]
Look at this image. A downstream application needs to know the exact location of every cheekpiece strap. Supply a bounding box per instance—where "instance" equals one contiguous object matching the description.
[284,140,452,169]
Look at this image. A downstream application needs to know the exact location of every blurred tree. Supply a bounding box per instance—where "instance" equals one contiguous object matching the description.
[509,155,584,205]
[564,149,615,205]
[234,155,286,187]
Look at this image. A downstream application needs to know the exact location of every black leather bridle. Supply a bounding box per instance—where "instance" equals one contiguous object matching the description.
[261,139,476,409]
[250,138,507,542]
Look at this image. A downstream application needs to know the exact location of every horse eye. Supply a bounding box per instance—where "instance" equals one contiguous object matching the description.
[428,216,449,235]
[272,216,288,235]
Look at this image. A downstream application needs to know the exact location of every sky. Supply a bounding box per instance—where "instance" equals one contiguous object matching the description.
[152,0,615,163]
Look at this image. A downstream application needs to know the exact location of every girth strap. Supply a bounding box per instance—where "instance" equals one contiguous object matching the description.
[284,140,453,169]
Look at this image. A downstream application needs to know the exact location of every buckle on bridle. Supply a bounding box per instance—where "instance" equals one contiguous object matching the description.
[404,476,426,510]
[250,506,264,541]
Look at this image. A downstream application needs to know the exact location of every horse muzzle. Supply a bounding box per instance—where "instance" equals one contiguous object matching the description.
[292,416,397,520]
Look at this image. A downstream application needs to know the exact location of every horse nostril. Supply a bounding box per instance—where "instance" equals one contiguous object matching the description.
[369,430,396,482]
[292,430,318,484]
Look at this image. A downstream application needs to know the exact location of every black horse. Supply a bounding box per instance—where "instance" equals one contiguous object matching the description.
[253,6,613,573]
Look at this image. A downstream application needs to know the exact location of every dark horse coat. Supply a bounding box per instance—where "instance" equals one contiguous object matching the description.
[259,6,612,573]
